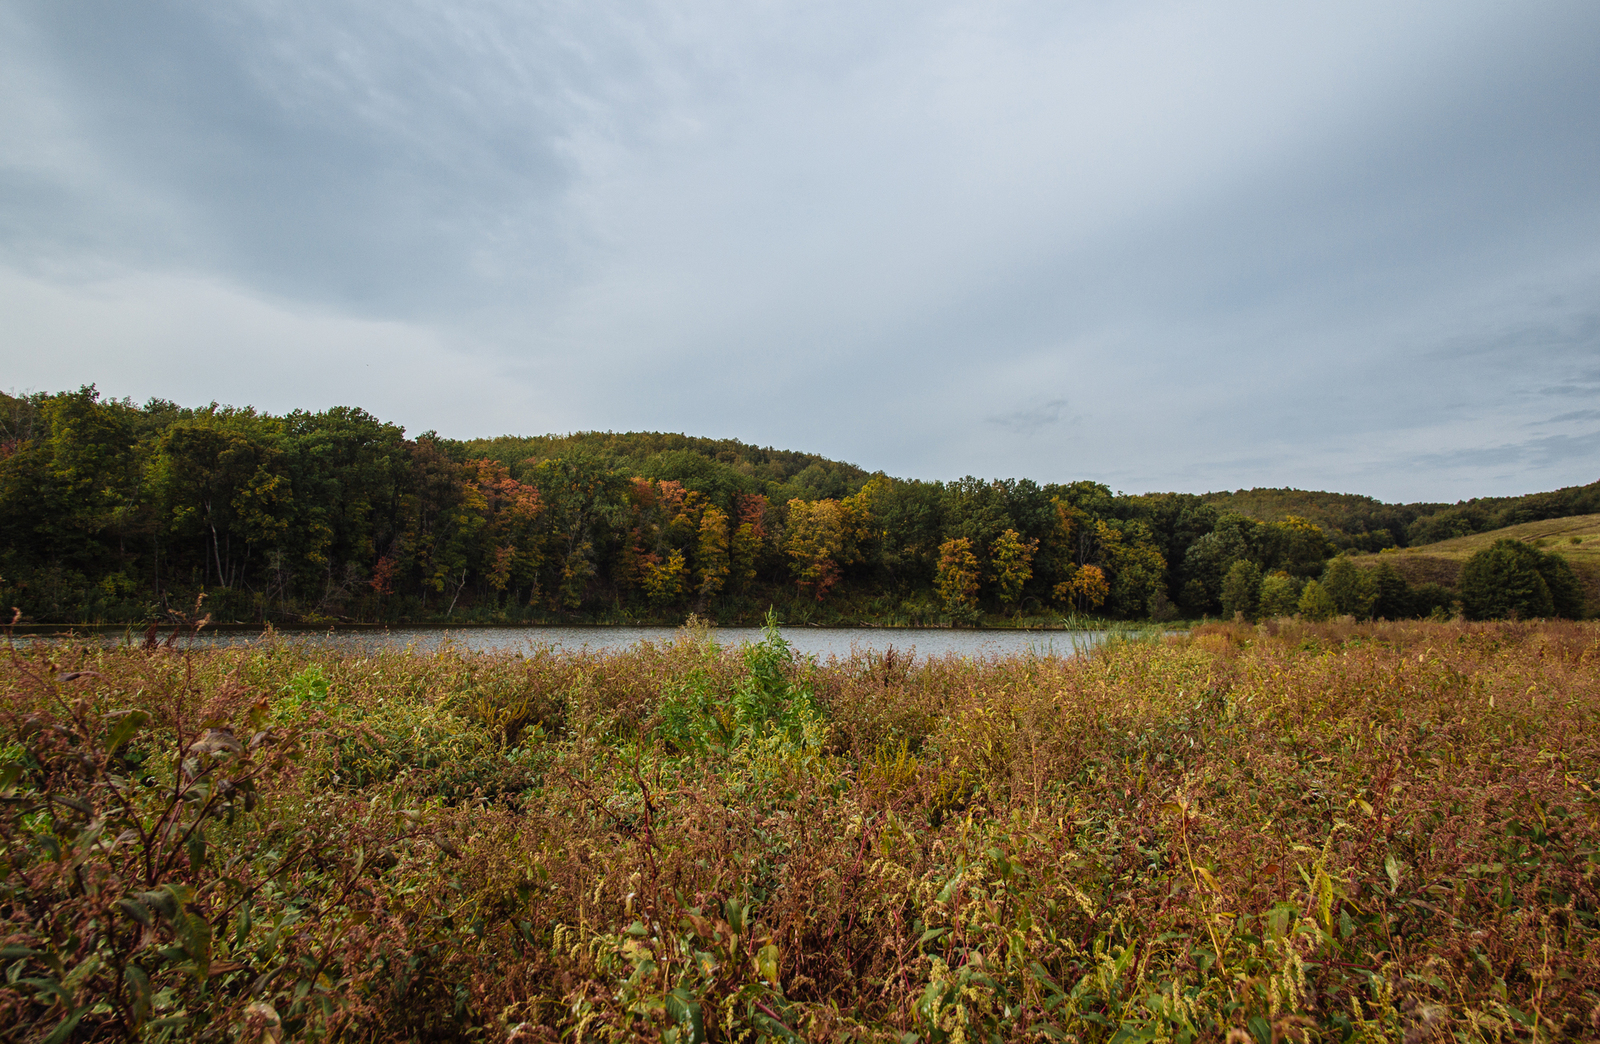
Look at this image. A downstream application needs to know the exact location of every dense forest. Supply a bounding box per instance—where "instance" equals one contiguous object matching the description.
[1,386,1593,625]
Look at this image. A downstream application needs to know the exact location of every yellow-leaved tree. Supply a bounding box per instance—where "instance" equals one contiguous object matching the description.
[783,499,851,601]
[643,549,688,606]
[936,537,980,619]
[695,504,731,600]
[1054,563,1109,612]
[990,528,1038,611]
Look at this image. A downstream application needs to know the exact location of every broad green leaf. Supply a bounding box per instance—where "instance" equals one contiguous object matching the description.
[105,710,150,751]
[756,942,780,987]
[119,898,154,926]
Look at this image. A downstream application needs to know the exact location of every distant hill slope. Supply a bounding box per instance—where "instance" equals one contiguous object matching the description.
[458,430,874,502]
[1199,488,1445,551]
[1202,478,1600,551]
[1354,513,1600,607]
[1402,478,1600,544]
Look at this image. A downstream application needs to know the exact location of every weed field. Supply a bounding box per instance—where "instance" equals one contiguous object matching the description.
[3,620,1599,1042]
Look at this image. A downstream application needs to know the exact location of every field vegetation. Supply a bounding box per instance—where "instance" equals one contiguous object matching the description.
[4,617,1599,1042]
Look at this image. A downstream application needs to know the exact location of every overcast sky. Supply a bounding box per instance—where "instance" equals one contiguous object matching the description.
[3,0,1598,502]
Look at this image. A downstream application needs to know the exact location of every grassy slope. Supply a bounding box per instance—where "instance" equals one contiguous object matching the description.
[1353,512,1600,605]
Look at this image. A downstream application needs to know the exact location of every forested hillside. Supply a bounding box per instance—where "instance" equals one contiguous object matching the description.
[1202,479,1600,549]
[0,387,1592,624]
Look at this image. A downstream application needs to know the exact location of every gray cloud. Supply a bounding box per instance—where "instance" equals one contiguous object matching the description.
[1538,410,1600,425]
[4,0,1600,501]
[985,398,1070,436]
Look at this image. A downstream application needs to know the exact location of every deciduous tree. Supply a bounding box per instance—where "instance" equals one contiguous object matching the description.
[1257,570,1301,618]
[1053,563,1108,613]
[1460,539,1583,620]
[695,504,731,600]
[1220,560,1262,621]
[784,498,854,601]
[1298,579,1336,621]
[935,537,980,618]
[990,528,1038,610]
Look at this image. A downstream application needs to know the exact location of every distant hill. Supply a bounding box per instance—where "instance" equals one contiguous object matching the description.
[1201,478,1600,551]
[1402,479,1600,544]
[1353,513,1600,608]
[458,431,874,503]
[1198,488,1444,551]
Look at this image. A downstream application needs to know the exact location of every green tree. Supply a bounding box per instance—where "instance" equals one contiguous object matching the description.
[1260,516,1331,577]
[151,413,288,592]
[1368,560,1412,619]
[1257,571,1302,618]
[1220,560,1262,620]
[1411,582,1457,619]
[1321,556,1376,619]
[1094,520,1168,619]
[1298,579,1336,621]
[1459,539,1583,620]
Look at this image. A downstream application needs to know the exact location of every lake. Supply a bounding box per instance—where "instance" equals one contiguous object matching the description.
[16,624,1116,660]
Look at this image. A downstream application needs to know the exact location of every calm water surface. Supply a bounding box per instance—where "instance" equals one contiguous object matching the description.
[22,625,1111,660]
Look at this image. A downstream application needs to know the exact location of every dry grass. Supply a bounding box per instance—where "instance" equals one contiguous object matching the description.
[3,620,1599,1042]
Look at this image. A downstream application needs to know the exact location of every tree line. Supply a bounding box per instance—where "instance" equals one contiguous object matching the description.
[0,387,1588,624]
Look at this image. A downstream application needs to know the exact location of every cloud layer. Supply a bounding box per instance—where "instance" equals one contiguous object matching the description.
[3,0,1599,501]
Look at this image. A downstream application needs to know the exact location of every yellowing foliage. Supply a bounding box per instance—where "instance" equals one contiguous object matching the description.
[936,537,980,616]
